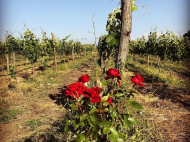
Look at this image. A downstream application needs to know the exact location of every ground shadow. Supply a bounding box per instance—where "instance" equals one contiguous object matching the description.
[127,63,190,111]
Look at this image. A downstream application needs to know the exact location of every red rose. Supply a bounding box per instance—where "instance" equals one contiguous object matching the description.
[84,87,101,98]
[131,74,144,87]
[105,68,121,80]
[84,87,101,103]
[79,74,90,83]
[90,95,102,103]
[65,82,86,98]
[106,97,113,104]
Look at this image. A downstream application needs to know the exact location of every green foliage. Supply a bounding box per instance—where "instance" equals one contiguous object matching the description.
[6,33,19,54]
[0,109,21,123]
[131,28,189,62]
[23,28,41,64]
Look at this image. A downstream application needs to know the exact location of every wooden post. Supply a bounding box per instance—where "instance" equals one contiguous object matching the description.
[131,54,133,62]
[51,32,57,71]
[85,43,86,56]
[5,35,10,72]
[41,39,44,65]
[13,52,16,70]
[169,63,172,77]
[32,63,35,76]
[72,41,75,62]
[147,54,149,68]
[63,52,65,63]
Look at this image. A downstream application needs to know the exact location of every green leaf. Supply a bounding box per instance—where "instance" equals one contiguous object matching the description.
[111,112,117,119]
[110,127,119,138]
[102,81,108,85]
[89,108,99,114]
[111,108,117,118]
[74,124,79,129]
[132,3,138,11]
[99,120,111,127]
[64,120,71,133]
[91,131,98,141]
[79,122,85,126]
[109,133,117,141]
[122,114,129,120]
[70,103,78,110]
[76,134,85,142]
[115,93,123,97]
[101,96,108,102]
[109,105,113,113]
[103,127,110,134]
[90,112,100,123]
[106,34,120,46]
[103,102,109,107]
[116,138,124,142]
[129,101,143,110]
[88,118,94,126]
[129,44,133,51]
[131,90,139,95]
[118,133,124,140]
[93,124,100,132]
[128,117,139,126]
[123,119,131,129]
[80,114,89,122]
[104,108,109,112]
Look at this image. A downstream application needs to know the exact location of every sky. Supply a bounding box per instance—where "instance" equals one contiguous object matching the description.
[0,0,189,44]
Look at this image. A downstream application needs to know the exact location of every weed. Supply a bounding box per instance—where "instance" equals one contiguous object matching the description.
[39,94,45,98]
[24,119,42,131]
[28,87,32,92]
[0,109,21,123]
[55,81,60,84]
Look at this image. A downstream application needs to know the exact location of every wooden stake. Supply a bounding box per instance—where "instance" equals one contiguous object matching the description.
[51,32,57,71]
[131,54,133,62]
[33,63,35,76]
[85,43,86,56]
[147,54,149,68]
[72,41,75,62]
[5,35,9,72]
[13,52,16,70]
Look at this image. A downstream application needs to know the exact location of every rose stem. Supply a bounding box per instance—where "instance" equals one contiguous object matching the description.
[74,94,93,142]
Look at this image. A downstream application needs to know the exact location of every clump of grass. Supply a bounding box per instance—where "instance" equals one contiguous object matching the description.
[0,108,21,123]
[24,119,42,131]
[38,94,45,98]
[58,64,68,71]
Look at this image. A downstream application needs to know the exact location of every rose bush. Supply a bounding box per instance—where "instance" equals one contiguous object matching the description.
[64,70,144,142]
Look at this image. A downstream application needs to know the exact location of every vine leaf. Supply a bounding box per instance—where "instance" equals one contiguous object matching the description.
[106,34,120,46]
